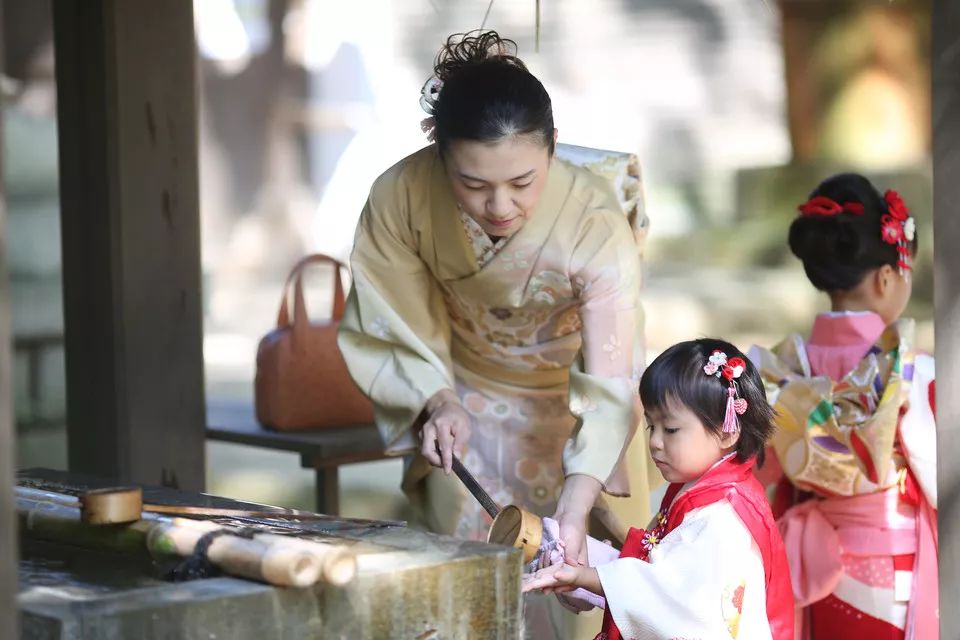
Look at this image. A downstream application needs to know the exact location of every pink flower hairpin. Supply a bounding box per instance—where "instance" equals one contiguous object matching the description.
[703,350,748,433]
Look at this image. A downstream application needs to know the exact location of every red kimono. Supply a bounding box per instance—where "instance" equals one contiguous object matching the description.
[597,456,794,639]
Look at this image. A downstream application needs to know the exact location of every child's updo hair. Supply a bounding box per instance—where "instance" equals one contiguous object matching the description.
[639,338,775,463]
[788,173,918,292]
[428,30,554,155]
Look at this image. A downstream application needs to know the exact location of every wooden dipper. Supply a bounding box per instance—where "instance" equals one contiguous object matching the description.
[486,504,542,564]
[79,487,143,524]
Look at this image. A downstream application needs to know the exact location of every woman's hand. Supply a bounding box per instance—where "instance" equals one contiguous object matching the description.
[556,512,589,567]
[420,389,471,474]
[553,473,603,568]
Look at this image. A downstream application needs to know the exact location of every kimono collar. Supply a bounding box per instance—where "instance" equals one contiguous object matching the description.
[427,148,477,280]
[809,311,887,348]
[660,454,756,518]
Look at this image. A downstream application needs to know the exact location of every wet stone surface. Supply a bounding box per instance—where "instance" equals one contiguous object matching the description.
[17,469,523,639]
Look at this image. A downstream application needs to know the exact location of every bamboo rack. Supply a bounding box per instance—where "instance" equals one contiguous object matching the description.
[16,486,357,588]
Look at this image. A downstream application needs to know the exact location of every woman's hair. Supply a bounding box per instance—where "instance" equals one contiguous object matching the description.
[639,338,775,463]
[788,173,918,292]
[429,30,554,154]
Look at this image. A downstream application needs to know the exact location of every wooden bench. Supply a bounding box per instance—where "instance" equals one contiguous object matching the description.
[206,398,390,515]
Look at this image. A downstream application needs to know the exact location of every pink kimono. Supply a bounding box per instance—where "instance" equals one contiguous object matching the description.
[751,312,938,639]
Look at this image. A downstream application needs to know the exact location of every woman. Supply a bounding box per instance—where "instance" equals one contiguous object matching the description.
[337,31,651,634]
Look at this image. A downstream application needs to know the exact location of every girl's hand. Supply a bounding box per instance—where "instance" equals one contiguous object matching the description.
[522,562,582,594]
[420,389,471,474]
[523,563,603,597]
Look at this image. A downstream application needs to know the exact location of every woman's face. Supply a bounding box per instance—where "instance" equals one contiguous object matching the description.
[444,134,553,238]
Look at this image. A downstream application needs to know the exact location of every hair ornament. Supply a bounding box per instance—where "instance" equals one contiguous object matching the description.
[882,190,915,274]
[420,117,437,142]
[419,76,443,114]
[796,190,916,275]
[797,195,864,217]
[419,76,443,141]
[703,350,748,433]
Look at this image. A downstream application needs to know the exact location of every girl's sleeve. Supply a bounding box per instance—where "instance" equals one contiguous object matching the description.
[564,206,645,495]
[597,502,772,640]
[337,174,455,453]
[900,354,937,506]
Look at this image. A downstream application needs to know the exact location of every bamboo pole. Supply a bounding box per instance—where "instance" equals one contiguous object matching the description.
[16,486,356,587]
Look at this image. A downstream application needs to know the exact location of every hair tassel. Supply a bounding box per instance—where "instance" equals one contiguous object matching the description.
[723,386,740,434]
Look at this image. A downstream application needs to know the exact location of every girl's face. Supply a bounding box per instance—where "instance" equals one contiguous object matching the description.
[645,397,739,484]
[879,266,912,325]
[443,134,553,238]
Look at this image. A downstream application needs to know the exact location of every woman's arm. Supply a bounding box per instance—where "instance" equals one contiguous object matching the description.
[337,171,461,462]
[554,473,604,566]
[555,208,646,564]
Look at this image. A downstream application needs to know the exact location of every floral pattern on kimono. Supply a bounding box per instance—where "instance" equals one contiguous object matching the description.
[459,208,506,267]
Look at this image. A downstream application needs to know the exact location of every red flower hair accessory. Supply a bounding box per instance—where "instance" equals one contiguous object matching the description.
[885,190,909,221]
[798,189,916,274]
[881,190,915,274]
[703,350,748,433]
[797,196,865,217]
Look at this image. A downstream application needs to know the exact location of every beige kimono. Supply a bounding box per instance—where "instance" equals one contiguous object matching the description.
[338,144,651,542]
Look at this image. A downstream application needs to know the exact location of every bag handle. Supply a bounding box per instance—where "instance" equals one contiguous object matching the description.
[276,254,347,329]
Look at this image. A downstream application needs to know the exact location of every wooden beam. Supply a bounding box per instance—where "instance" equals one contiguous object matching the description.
[53,0,205,490]
[0,1,21,630]
[933,1,959,636]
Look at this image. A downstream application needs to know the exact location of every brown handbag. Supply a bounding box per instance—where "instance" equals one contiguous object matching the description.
[254,254,374,430]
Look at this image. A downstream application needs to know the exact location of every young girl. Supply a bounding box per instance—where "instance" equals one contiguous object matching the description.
[524,338,795,640]
[749,173,937,639]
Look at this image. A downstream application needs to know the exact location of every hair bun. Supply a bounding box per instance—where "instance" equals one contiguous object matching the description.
[788,214,862,265]
[433,30,526,82]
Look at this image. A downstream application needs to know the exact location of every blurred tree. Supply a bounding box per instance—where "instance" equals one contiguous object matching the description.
[780,0,931,169]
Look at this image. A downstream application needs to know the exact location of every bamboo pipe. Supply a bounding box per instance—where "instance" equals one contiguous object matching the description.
[16,486,356,587]
[154,516,356,586]
[145,519,321,587]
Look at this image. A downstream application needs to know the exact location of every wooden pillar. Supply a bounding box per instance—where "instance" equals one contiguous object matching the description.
[933,1,959,636]
[52,0,205,490]
[0,2,21,630]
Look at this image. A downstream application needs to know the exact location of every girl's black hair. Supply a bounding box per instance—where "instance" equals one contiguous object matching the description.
[788,173,918,292]
[639,338,775,464]
[429,30,554,155]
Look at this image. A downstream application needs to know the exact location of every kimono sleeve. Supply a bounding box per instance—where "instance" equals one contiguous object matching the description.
[901,354,937,506]
[337,174,455,453]
[563,207,643,495]
[596,501,772,640]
